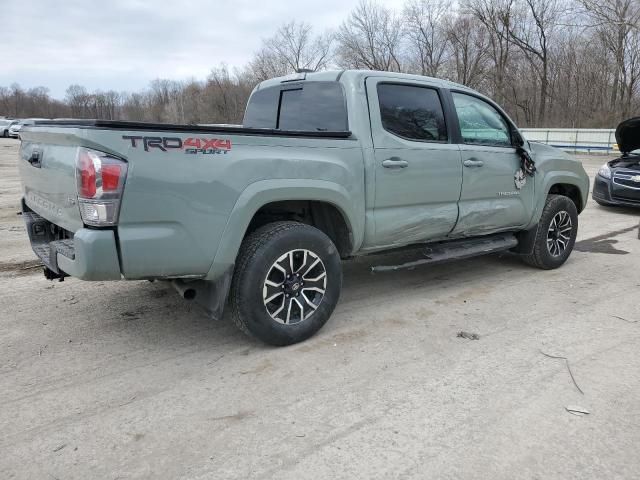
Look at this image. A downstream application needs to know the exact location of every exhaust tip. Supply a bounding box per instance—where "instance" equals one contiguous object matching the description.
[183,288,196,300]
[171,280,197,301]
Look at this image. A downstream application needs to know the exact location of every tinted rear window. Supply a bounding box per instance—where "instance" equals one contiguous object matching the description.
[244,82,348,131]
[377,83,447,142]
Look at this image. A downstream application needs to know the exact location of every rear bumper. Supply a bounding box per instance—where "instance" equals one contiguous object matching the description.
[23,202,122,280]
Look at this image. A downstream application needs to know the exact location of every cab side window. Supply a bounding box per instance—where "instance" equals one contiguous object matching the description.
[377,84,448,142]
[452,92,512,147]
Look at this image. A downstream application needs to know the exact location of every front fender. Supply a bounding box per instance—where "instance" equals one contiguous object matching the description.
[205,179,363,280]
[527,170,590,228]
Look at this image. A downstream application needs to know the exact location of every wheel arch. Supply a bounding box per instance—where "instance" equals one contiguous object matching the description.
[530,172,589,226]
[518,172,588,254]
[547,183,584,213]
[206,179,362,280]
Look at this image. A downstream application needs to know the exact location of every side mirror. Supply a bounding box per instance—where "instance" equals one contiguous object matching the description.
[512,130,525,148]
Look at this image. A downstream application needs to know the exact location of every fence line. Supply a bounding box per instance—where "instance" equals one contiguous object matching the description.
[520,128,617,154]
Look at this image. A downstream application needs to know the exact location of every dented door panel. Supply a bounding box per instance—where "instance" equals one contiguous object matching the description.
[364,77,463,249]
[453,145,535,236]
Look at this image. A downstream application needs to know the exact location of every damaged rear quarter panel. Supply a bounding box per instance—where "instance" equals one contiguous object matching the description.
[204,138,366,280]
[116,132,365,280]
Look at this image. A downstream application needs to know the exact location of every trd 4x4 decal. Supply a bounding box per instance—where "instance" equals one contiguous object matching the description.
[123,135,232,154]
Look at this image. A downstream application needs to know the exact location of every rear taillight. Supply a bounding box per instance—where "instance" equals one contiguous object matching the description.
[77,152,97,198]
[75,147,128,226]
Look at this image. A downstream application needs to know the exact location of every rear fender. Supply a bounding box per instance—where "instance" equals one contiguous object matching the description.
[206,179,362,280]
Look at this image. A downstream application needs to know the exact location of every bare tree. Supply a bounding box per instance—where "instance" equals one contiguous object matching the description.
[65,85,90,118]
[463,0,515,105]
[204,65,253,124]
[267,22,333,72]
[248,47,291,82]
[623,26,640,116]
[506,0,564,126]
[249,21,333,81]
[446,15,489,88]
[579,0,640,117]
[404,0,450,76]
[336,0,405,71]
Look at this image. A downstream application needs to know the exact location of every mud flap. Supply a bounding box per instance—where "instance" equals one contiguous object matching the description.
[512,224,539,255]
[172,266,234,320]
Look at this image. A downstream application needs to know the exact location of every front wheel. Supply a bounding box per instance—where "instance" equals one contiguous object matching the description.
[522,194,579,269]
[229,221,342,346]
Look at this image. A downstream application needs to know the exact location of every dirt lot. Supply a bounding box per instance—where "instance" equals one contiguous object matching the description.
[1,137,639,479]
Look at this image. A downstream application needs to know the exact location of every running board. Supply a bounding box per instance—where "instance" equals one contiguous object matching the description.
[371,233,519,273]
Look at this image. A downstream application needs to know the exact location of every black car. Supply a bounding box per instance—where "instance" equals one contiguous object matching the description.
[593,117,640,208]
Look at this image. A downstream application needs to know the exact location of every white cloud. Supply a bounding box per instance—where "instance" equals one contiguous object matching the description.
[1,0,407,98]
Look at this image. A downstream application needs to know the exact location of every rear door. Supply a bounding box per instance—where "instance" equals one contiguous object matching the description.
[364,78,462,248]
[449,91,534,236]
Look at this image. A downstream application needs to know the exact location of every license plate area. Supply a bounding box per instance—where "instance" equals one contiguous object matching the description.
[22,200,75,275]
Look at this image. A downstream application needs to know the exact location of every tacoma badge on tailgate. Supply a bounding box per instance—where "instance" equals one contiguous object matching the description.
[27,191,63,217]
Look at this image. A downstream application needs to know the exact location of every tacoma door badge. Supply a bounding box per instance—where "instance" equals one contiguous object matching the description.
[514,168,527,189]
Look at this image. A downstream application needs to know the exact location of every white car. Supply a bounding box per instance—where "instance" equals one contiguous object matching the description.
[8,122,22,138]
[8,118,48,139]
[0,119,18,137]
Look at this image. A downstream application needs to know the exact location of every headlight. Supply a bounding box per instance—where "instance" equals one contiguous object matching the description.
[598,163,611,179]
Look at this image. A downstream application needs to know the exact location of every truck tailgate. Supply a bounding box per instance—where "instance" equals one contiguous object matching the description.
[19,131,88,232]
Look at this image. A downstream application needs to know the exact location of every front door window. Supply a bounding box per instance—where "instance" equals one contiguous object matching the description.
[452,93,512,148]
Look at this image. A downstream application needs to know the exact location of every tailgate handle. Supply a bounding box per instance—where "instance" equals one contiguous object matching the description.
[28,150,42,168]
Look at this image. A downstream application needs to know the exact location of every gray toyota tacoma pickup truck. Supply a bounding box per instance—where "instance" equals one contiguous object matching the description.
[18,70,589,345]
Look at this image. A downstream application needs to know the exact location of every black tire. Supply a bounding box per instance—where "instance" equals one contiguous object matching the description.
[230,221,342,346]
[522,194,578,269]
[1,130,7,138]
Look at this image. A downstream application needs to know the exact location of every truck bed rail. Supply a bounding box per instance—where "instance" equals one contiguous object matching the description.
[30,120,353,139]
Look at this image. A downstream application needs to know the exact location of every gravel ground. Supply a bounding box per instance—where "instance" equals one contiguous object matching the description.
[1,137,639,479]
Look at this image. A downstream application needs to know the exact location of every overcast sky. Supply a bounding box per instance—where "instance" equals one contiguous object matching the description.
[2,0,406,99]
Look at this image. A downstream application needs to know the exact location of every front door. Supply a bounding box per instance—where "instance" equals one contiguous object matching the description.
[449,91,535,236]
[365,78,463,249]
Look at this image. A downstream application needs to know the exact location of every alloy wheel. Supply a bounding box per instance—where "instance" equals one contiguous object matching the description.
[546,210,573,257]
[262,249,327,324]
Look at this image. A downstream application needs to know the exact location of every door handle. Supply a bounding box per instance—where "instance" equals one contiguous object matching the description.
[463,158,484,168]
[382,157,409,169]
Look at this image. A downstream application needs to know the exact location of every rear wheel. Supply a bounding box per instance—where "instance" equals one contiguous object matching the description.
[230,221,342,346]
[522,194,578,269]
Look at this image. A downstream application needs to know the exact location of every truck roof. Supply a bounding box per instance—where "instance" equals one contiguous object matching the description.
[256,69,475,94]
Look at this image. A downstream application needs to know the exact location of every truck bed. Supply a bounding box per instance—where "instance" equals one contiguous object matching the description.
[19,119,363,282]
